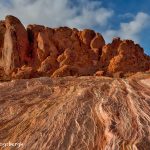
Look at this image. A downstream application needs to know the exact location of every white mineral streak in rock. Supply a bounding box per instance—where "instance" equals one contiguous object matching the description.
[140,78,150,87]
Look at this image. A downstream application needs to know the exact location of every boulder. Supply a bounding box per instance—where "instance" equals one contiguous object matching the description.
[90,33,105,50]
[80,29,96,45]
[11,65,39,79]
[94,70,104,76]
[99,38,150,76]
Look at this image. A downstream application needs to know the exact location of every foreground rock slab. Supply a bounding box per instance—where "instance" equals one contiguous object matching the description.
[0,77,150,149]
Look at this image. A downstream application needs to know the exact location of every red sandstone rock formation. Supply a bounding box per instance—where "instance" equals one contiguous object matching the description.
[0,21,6,63]
[0,76,150,149]
[100,38,150,76]
[0,15,150,150]
[0,15,150,79]
[2,16,29,74]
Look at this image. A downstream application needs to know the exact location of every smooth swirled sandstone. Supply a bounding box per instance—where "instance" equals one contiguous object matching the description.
[0,76,150,149]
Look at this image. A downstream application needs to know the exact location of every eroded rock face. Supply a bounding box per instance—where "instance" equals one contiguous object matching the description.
[3,16,29,74]
[100,38,150,76]
[0,21,6,64]
[0,77,150,149]
[0,15,150,79]
[27,26,104,77]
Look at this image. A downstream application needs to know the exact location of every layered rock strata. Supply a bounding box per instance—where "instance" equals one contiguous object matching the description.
[0,77,150,149]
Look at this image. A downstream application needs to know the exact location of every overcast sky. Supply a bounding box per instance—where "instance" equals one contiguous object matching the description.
[0,0,150,54]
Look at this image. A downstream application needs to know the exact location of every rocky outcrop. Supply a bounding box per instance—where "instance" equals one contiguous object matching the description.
[2,16,29,74]
[103,38,150,75]
[99,38,150,76]
[27,26,104,77]
[0,21,6,66]
[0,15,150,79]
[0,76,150,149]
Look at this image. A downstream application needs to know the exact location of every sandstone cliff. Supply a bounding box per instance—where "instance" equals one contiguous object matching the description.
[0,15,149,80]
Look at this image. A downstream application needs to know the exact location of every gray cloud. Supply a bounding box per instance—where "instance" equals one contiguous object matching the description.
[0,0,113,29]
[0,0,149,44]
[103,12,150,43]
